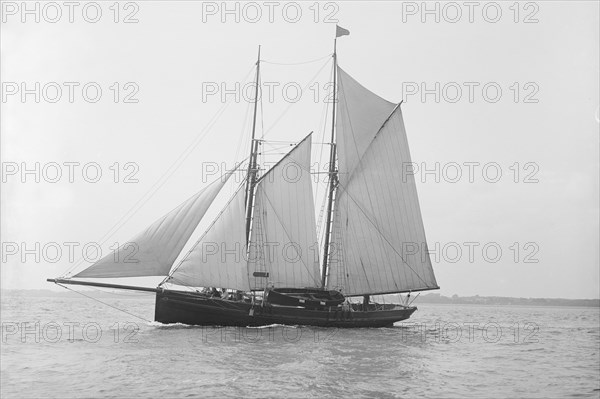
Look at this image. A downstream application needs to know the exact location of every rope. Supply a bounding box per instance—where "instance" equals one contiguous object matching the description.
[259,139,332,145]
[232,91,253,176]
[262,53,331,66]
[57,283,152,323]
[262,58,331,138]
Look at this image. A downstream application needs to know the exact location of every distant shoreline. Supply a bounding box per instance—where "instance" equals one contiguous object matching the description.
[413,293,600,308]
[2,289,599,307]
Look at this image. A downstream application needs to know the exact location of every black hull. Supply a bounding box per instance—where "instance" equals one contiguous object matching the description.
[267,288,345,308]
[154,290,417,328]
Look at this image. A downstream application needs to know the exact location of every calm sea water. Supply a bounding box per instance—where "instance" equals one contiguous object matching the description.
[1,291,599,398]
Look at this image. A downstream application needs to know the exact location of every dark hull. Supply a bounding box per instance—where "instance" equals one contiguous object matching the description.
[154,290,417,328]
[267,288,345,308]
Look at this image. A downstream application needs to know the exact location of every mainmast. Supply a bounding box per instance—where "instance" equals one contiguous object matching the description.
[321,38,338,288]
[245,45,261,244]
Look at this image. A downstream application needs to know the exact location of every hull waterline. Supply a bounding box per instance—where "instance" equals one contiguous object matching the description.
[154,290,417,328]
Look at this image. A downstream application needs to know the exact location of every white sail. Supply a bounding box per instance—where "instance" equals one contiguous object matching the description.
[335,68,397,187]
[326,67,439,295]
[74,176,230,279]
[169,185,250,291]
[248,133,321,290]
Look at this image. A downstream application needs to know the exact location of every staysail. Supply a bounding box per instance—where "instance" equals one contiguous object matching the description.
[326,67,439,296]
[248,133,321,290]
[73,175,231,279]
[168,185,250,291]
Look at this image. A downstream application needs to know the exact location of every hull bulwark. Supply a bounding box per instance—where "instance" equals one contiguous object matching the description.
[154,290,416,328]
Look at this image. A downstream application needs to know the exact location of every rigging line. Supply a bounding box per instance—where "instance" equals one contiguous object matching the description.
[258,153,287,158]
[254,135,314,186]
[260,143,294,153]
[262,58,331,138]
[258,139,333,145]
[261,141,290,150]
[259,139,300,144]
[62,66,255,277]
[259,68,265,140]
[336,180,432,288]
[314,60,335,207]
[233,92,254,176]
[56,283,152,323]
[106,93,229,237]
[236,71,260,169]
[233,99,255,201]
[63,105,229,276]
[262,53,332,66]
[344,102,402,183]
[408,292,420,307]
[253,183,320,286]
[327,205,345,291]
[316,182,329,243]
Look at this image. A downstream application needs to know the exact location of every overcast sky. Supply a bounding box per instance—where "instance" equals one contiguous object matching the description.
[1,1,598,299]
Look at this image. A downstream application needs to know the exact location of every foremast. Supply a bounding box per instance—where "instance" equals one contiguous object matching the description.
[244,46,262,245]
[321,38,338,288]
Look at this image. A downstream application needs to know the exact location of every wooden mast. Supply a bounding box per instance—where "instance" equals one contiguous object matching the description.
[321,38,338,288]
[244,45,262,244]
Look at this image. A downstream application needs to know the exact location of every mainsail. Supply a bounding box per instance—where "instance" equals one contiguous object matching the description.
[74,175,231,279]
[325,67,439,296]
[248,133,321,290]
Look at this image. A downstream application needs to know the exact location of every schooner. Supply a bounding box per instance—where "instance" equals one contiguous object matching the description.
[48,27,439,327]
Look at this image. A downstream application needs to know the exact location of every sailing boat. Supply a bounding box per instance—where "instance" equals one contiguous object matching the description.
[47,28,439,328]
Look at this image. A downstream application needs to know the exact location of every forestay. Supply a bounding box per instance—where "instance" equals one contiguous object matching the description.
[326,66,439,296]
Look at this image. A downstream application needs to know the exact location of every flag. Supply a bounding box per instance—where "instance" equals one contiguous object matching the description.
[336,25,350,38]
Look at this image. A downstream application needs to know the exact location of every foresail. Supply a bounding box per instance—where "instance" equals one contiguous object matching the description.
[74,175,230,279]
[169,185,250,291]
[248,133,321,290]
[326,67,438,296]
